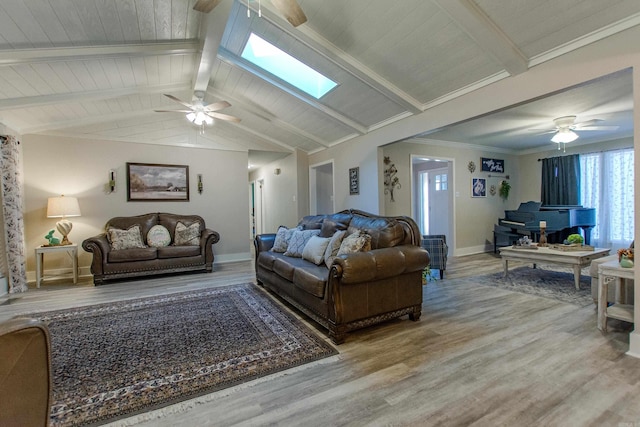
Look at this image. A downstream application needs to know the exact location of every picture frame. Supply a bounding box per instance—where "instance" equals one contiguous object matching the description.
[481,157,505,173]
[126,162,189,201]
[472,178,486,198]
[349,167,359,195]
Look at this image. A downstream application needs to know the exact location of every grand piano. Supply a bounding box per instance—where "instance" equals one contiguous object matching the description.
[495,201,596,251]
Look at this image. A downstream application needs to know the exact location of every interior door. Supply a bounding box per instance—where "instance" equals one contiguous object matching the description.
[428,167,450,237]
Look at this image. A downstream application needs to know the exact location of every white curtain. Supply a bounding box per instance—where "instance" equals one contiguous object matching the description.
[0,135,28,293]
[580,148,634,250]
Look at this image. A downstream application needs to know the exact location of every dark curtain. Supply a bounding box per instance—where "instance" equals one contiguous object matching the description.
[541,154,580,206]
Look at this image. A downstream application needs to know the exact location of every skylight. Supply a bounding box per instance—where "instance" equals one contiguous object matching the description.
[241,33,337,99]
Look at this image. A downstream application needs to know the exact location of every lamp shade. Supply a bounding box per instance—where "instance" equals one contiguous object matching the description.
[46,196,81,218]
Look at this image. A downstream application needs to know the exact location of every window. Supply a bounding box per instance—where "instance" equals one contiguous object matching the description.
[241,33,337,99]
[580,148,634,249]
[435,174,447,191]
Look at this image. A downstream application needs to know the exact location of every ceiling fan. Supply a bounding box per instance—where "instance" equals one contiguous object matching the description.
[532,115,619,147]
[154,93,241,127]
[193,0,307,27]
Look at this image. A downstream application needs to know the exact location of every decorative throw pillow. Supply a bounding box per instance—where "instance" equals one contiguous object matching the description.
[302,235,331,265]
[284,229,321,258]
[107,225,146,251]
[337,230,372,256]
[271,225,301,253]
[324,230,346,268]
[147,225,171,248]
[174,222,200,246]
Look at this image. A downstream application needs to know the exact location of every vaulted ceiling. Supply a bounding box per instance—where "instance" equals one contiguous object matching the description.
[0,0,638,168]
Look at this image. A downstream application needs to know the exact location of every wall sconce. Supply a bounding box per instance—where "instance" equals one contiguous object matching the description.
[197,174,203,194]
[107,169,116,193]
[274,168,281,175]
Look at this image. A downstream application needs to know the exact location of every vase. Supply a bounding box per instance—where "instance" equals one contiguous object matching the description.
[619,255,634,268]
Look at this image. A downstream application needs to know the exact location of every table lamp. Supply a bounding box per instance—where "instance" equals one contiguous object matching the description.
[47,195,81,245]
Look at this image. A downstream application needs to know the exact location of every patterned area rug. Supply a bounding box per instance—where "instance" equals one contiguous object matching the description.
[451,265,594,306]
[28,283,337,426]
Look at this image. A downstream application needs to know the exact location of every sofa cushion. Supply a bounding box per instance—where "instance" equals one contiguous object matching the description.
[157,245,201,259]
[273,256,312,282]
[174,222,200,246]
[324,230,346,268]
[258,251,281,271]
[106,213,157,241]
[147,225,171,247]
[108,247,157,263]
[348,215,404,249]
[293,265,329,298]
[337,230,371,256]
[271,226,301,253]
[302,235,331,265]
[319,219,349,238]
[284,229,321,257]
[107,225,147,250]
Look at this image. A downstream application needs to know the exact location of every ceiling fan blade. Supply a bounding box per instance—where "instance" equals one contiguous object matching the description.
[527,128,556,134]
[206,112,241,123]
[193,0,223,13]
[154,109,194,113]
[572,119,601,128]
[270,0,307,27]
[204,100,232,111]
[163,94,193,109]
[575,125,619,131]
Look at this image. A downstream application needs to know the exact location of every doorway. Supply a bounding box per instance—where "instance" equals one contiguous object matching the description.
[250,179,265,238]
[412,156,453,246]
[309,160,334,214]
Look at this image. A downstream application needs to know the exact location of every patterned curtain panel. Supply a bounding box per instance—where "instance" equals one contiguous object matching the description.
[0,136,28,293]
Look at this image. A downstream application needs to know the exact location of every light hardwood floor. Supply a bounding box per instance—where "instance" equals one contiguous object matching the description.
[2,252,639,426]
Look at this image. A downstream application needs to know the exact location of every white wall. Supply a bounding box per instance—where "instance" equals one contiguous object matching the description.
[22,134,251,279]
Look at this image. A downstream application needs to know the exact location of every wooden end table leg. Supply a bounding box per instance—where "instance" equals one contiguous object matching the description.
[573,265,581,290]
[597,274,607,332]
[502,258,509,277]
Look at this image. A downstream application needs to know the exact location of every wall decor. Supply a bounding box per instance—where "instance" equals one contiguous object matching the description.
[472,178,486,198]
[383,156,401,202]
[489,184,497,196]
[107,169,116,193]
[197,174,203,194]
[467,161,476,173]
[349,167,359,195]
[127,162,189,201]
[481,157,505,173]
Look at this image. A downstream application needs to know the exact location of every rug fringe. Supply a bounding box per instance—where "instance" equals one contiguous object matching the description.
[104,354,341,426]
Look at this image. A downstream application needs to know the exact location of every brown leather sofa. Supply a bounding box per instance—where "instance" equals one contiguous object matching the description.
[0,318,51,427]
[254,209,429,344]
[82,213,220,285]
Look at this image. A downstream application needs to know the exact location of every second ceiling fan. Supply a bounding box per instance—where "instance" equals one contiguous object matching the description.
[193,0,307,27]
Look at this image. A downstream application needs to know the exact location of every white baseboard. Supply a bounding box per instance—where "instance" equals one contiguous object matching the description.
[215,252,252,263]
[453,244,494,257]
[628,332,640,359]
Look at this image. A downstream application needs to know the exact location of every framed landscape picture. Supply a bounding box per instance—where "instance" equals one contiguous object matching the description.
[127,162,189,201]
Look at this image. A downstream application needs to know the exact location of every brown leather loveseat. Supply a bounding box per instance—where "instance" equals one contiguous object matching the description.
[83,213,220,285]
[254,209,429,344]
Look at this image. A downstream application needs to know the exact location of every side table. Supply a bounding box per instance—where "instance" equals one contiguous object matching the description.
[597,259,634,332]
[35,244,78,288]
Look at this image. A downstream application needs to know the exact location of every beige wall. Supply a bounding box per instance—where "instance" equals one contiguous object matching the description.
[22,134,251,279]
[382,140,520,255]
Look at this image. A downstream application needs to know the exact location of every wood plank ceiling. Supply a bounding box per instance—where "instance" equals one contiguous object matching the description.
[0,0,638,167]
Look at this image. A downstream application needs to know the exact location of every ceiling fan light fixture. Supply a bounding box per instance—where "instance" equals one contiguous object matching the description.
[186,111,213,126]
[551,128,578,143]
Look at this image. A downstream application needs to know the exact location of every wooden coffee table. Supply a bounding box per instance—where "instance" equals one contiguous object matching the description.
[499,245,611,290]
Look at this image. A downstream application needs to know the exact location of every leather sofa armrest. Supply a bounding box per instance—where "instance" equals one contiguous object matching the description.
[201,228,220,246]
[332,245,429,284]
[255,234,276,253]
[82,234,111,261]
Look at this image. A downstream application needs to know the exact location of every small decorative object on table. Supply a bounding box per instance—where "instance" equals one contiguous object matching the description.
[513,236,538,249]
[617,247,634,268]
[538,220,548,246]
[44,230,60,246]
